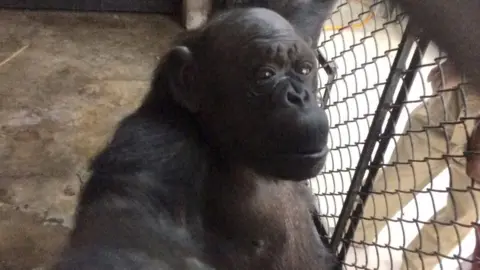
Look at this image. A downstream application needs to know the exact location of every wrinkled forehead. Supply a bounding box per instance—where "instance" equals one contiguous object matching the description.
[241,36,314,65]
[202,8,316,68]
[209,20,311,58]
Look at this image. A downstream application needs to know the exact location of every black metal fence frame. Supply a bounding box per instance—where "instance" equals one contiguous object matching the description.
[312,20,439,265]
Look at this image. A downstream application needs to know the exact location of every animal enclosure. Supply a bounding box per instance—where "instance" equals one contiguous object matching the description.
[226,0,480,269]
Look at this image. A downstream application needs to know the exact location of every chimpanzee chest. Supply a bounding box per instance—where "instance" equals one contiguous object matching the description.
[203,172,325,269]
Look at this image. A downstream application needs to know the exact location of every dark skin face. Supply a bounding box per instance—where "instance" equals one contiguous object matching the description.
[170,8,330,180]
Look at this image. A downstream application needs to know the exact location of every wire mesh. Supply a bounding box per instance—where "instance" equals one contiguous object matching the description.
[311,1,480,270]
[218,0,480,269]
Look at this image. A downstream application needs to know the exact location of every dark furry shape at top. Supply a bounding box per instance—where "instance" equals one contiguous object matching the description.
[222,0,337,46]
[53,7,333,270]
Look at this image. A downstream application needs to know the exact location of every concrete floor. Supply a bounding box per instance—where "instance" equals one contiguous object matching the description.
[0,9,182,269]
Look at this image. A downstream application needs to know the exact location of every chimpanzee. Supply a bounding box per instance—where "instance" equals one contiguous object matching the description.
[53,7,334,270]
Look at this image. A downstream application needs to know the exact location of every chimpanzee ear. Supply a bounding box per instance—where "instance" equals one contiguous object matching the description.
[165,46,200,113]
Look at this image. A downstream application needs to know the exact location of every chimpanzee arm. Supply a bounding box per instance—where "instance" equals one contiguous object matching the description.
[388,0,480,86]
[53,106,211,270]
[55,191,211,270]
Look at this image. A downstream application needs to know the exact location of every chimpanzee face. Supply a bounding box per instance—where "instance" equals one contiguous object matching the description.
[169,8,330,180]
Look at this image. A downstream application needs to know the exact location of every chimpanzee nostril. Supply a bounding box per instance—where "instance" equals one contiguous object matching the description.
[286,90,302,106]
[286,88,310,107]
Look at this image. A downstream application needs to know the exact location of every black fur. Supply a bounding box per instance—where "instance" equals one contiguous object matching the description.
[54,101,211,269]
[54,8,334,270]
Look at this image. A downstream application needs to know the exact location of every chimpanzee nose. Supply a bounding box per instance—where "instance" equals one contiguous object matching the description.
[285,81,311,107]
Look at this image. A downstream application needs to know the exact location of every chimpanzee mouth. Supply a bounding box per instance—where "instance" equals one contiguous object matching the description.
[254,146,329,180]
[247,146,329,165]
[280,146,329,159]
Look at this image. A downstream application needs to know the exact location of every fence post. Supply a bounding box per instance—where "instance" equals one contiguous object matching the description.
[329,22,417,254]
[182,0,213,30]
[336,36,431,262]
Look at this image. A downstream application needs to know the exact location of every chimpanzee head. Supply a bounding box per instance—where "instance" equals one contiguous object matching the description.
[159,8,329,180]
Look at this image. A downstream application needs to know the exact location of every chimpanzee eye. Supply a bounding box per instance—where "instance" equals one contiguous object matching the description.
[255,67,276,81]
[296,62,313,75]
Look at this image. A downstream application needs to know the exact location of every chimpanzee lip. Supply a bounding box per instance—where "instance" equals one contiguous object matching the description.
[246,146,329,180]
[247,146,329,161]
[281,146,329,158]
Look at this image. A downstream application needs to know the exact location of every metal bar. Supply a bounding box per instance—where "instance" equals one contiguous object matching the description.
[329,22,417,252]
[182,0,213,30]
[336,36,431,262]
[312,212,333,249]
[317,51,338,106]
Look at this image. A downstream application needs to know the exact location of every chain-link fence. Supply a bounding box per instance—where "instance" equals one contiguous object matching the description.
[312,1,480,269]
[218,0,480,269]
